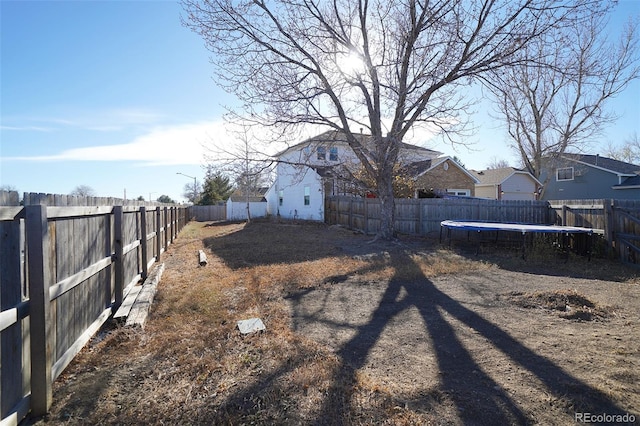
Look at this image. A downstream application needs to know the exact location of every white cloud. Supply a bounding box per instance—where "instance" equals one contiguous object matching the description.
[0,125,55,132]
[4,121,231,166]
[2,116,454,166]
[2,107,167,133]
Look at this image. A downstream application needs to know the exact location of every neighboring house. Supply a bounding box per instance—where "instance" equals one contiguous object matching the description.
[412,157,480,197]
[265,130,442,220]
[539,154,640,200]
[472,167,542,200]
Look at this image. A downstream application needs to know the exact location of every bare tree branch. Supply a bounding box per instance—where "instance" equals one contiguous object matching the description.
[483,9,639,191]
[183,0,614,238]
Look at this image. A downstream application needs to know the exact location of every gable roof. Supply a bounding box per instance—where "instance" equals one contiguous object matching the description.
[411,157,481,183]
[275,130,442,158]
[560,154,640,175]
[471,167,541,186]
[404,159,433,176]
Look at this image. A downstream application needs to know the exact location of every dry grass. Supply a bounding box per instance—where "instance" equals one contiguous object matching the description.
[35,219,640,425]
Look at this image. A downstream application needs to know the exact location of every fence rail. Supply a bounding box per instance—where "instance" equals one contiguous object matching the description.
[326,196,640,265]
[0,191,188,424]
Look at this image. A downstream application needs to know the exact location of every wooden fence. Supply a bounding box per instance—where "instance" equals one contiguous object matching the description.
[326,196,551,235]
[548,199,640,264]
[326,196,640,265]
[0,192,188,424]
[188,204,227,221]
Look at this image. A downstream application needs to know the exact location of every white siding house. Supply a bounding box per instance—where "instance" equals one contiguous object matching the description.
[266,130,441,220]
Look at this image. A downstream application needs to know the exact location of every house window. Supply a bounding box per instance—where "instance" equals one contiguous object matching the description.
[279,190,284,206]
[304,186,310,205]
[447,189,470,197]
[329,147,338,161]
[556,167,574,181]
[317,147,326,160]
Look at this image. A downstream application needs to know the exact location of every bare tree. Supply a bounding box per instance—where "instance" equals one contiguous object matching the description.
[0,184,18,192]
[183,0,611,239]
[204,123,273,222]
[70,185,96,197]
[182,181,201,204]
[486,157,512,170]
[483,10,639,188]
[604,131,640,164]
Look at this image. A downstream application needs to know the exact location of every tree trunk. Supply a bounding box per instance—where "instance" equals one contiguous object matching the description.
[377,170,396,239]
[245,195,252,223]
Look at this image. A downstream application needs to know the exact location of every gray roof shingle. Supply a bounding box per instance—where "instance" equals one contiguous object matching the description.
[561,154,640,175]
[471,167,519,185]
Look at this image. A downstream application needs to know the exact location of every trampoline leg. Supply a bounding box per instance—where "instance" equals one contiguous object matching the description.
[522,232,527,260]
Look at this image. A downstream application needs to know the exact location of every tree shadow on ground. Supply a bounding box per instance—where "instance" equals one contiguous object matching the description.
[202,223,631,423]
[309,251,630,424]
[202,221,395,269]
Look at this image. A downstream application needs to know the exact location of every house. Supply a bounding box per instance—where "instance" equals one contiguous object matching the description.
[539,154,640,200]
[265,130,442,220]
[471,167,542,200]
[412,157,480,197]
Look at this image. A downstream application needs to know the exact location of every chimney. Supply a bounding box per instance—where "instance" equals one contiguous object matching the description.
[595,154,599,165]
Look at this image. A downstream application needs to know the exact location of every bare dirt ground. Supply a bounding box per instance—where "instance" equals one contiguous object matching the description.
[32,220,639,425]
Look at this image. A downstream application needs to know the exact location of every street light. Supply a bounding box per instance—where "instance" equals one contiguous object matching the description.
[176,172,198,203]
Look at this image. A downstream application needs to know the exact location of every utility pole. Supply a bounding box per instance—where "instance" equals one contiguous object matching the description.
[176,172,198,203]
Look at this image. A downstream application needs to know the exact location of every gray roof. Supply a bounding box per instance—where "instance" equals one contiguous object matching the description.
[404,159,433,176]
[276,130,442,157]
[229,195,266,202]
[472,167,521,185]
[561,154,640,175]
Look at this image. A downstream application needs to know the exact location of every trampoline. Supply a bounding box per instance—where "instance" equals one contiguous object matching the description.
[440,220,598,259]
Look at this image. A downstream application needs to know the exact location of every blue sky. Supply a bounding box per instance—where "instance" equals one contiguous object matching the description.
[1,0,639,203]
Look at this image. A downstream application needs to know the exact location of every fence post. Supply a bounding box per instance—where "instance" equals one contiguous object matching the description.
[164,207,169,250]
[156,207,162,262]
[25,205,53,416]
[170,207,176,243]
[113,206,124,309]
[140,207,148,280]
[602,199,614,256]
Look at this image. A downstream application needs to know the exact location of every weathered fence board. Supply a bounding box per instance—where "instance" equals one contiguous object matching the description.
[0,191,188,424]
[189,205,226,221]
[327,196,553,235]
